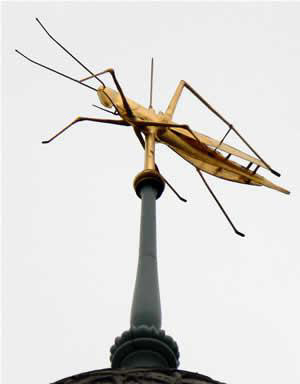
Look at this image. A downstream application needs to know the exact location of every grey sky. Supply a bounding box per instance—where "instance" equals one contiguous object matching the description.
[3,2,300,384]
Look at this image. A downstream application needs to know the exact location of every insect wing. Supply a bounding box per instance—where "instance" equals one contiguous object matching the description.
[169,127,268,170]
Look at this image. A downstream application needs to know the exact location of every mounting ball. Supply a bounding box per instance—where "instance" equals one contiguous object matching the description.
[134,169,165,199]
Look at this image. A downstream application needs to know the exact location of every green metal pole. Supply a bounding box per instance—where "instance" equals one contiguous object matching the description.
[110,170,179,369]
[130,184,161,329]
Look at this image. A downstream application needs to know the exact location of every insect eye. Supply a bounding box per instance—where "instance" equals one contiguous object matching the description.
[98,90,113,108]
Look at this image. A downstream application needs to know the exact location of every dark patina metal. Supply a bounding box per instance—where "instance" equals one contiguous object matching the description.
[51,367,225,384]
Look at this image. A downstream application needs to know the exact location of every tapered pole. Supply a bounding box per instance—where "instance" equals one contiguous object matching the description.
[130,183,161,329]
[110,169,179,368]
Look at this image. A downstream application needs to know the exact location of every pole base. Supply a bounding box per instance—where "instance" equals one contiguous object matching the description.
[110,325,179,369]
[134,170,165,200]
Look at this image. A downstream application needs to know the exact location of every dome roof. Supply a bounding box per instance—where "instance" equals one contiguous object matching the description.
[51,368,225,384]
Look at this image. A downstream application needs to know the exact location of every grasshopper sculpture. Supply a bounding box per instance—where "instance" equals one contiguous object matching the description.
[16,19,290,237]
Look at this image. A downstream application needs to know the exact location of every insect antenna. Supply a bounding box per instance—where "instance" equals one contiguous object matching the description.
[149,57,154,109]
[35,18,105,88]
[15,49,97,92]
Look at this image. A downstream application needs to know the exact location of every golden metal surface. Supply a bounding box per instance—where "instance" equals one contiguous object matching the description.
[17,19,291,236]
[17,19,289,197]
[144,130,156,171]
[93,84,289,195]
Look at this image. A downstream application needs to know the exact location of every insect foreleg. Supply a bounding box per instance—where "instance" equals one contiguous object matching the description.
[92,104,119,116]
[42,117,130,144]
[85,68,134,118]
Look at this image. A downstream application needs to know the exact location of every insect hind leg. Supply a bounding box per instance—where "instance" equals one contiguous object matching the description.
[165,80,280,177]
[165,80,185,120]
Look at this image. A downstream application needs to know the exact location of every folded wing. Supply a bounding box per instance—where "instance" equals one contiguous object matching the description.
[169,127,268,170]
[157,128,290,195]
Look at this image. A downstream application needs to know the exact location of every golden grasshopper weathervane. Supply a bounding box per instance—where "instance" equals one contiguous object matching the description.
[16,19,290,237]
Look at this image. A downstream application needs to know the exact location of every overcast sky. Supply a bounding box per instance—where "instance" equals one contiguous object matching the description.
[3,2,300,384]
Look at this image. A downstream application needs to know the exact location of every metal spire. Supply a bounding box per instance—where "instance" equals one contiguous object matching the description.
[110,169,179,369]
[130,183,162,329]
